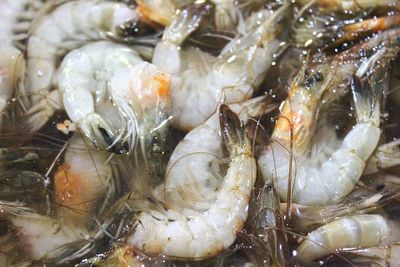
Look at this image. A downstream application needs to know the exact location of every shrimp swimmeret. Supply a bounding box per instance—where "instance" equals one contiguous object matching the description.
[23,0,141,132]
[57,41,170,153]
[128,105,257,260]
[153,2,289,131]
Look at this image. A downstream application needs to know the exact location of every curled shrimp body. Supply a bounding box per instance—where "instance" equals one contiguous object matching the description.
[57,41,170,153]
[296,214,390,264]
[260,74,382,205]
[24,0,141,132]
[128,105,256,260]
[153,3,289,131]
[162,96,275,211]
[258,30,400,205]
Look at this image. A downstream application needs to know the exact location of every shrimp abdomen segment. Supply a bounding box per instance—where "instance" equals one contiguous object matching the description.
[297,215,390,263]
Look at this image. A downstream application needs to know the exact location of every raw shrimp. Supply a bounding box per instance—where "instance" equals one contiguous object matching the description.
[57,41,170,153]
[161,96,275,211]
[258,29,400,205]
[296,214,390,263]
[128,105,256,260]
[54,133,115,224]
[0,200,89,262]
[153,2,289,131]
[23,0,141,132]
[137,0,238,30]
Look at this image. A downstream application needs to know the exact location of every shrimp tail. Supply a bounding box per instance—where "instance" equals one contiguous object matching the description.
[219,104,249,155]
[163,3,212,45]
[350,75,381,126]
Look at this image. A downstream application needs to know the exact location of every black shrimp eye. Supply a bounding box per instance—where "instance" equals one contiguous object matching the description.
[117,20,155,38]
[314,72,324,82]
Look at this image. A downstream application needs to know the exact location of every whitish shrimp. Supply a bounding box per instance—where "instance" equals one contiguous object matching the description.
[296,214,390,264]
[258,32,399,205]
[0,201,89,263]
[153,3,289,131]
[128,105,256,260]
[57,41,170,153]
[23,0,141,132]
[161,96,275,211]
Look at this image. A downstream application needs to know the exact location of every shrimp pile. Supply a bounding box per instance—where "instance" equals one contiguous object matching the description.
[1,0,400,266]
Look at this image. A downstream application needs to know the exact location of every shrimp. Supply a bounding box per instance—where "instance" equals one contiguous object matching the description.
[296,214,390,264]
[0,200,89,262]
[258,31,399,205]
[23,0,141,132]
[153,2,289,131]
[56,41,170,154]
[0,0,27,128]
[161,96,275,211]
[128,105,256,260]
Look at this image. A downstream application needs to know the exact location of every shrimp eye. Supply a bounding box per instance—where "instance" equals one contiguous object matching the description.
[314,72,324,82]
[303,72,324,88]
[117,20,155,38]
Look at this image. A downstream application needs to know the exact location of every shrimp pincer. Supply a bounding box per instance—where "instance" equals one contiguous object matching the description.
[128,105,256,260]
[296,214,390,264]
[153,2,289,131]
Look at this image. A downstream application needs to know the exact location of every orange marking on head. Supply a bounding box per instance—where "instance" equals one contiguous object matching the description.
[136,0,171,26]
[153,73,170,97]
[54,164,90,215]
